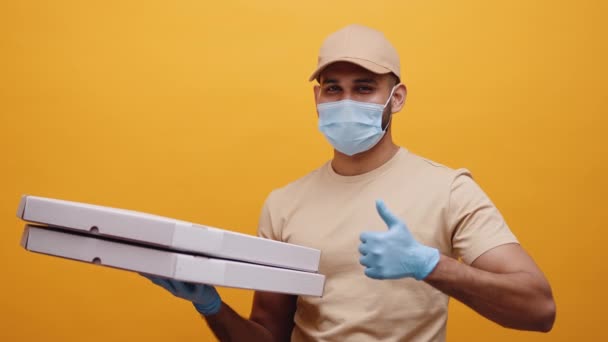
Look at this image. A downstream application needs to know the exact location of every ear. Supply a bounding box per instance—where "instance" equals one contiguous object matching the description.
[390,84,407,114]
[313,84,321,117]
[313,84,321,102]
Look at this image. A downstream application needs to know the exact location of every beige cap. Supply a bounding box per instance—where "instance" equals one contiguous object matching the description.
[309,24,401,82]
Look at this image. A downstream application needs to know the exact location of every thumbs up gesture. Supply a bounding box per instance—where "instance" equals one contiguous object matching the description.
[359,200,440,280]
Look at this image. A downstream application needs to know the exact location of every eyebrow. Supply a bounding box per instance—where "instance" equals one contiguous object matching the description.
[354,78,377,84]
[321,78,378,85]
[321,79,338,85]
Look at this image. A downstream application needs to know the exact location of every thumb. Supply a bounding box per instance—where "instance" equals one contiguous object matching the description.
[376,199,400,229]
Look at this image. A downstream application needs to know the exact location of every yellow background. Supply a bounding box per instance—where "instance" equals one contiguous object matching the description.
[1,0,606,340]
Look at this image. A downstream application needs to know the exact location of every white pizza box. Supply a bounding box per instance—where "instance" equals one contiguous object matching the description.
[17,195,320,272]
[21,225,325,296]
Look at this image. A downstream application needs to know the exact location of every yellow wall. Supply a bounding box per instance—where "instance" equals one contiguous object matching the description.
[1,1,606,340]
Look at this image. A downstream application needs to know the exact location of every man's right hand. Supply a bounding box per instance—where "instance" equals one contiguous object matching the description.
[140,274,222,316]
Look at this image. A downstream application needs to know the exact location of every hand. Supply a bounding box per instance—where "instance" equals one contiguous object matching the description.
[141,274,222,315]
[359,199,440,280]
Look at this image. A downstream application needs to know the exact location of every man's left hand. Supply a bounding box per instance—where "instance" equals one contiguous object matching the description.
[359,199,440,280]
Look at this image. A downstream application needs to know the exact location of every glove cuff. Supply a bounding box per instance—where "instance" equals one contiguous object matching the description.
[192,286,222,316]
[193,297,222,316]
[415,247,441,281]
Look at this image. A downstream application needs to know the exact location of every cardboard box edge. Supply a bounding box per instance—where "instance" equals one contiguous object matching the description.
[20,224,31,248]
[16,194,28,219]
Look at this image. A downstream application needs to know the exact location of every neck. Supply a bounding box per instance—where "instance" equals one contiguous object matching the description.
[330,132,400,176]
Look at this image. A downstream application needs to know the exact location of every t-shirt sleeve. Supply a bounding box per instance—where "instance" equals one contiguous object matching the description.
[256,191,281,241]
[447,169,519,264]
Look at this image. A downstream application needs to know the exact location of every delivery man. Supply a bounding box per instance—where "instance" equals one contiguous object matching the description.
[143,24,556,341]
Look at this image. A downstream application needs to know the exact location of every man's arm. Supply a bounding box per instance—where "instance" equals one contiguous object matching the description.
[424,243,555,332]
[203,291,297,342]
[250,292,298,341]
[142,275,297,341]
[359,200,556,333]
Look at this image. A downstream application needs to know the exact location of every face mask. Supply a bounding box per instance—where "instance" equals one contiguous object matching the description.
[317,86,397,156]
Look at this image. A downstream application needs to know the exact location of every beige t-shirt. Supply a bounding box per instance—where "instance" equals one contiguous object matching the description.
[257,148,518,342]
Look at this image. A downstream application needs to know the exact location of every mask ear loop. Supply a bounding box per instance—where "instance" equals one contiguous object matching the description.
[383,85,398,108]
[382,85,399,131]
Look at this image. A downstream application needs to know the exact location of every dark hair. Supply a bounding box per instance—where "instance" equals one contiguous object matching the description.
[389,73,400,86]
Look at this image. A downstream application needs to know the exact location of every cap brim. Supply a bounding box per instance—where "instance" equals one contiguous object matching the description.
[308,57,392,82]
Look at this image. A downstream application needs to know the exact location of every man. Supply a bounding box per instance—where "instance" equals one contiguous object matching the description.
[143,24,555,341]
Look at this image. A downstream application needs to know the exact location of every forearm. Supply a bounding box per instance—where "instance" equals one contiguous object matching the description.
[425,255,555,332]
[202,302,274,342]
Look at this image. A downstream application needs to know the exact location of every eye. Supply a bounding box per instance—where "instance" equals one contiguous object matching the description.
[325,85,342,94]
[356,86,374,93]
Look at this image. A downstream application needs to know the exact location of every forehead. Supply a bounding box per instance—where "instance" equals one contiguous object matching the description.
[319,62,383,84]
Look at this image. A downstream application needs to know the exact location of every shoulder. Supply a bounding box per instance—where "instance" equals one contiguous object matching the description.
[265,162,328,207]
[401,151,472,186]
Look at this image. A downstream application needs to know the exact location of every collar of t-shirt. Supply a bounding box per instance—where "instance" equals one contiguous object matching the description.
[325,147,408,184]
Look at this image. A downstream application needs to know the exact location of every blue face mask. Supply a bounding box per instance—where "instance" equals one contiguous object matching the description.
[317,86,397,156]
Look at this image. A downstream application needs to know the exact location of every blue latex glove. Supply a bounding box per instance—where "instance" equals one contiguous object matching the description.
[141,274,222,315]
[359,199,440,280]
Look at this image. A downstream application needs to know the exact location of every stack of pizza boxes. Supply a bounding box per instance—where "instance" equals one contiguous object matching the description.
[17,195,325,296]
